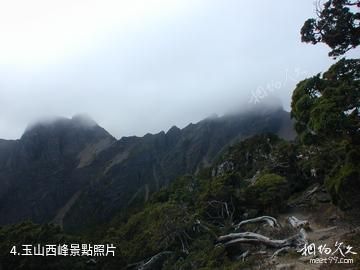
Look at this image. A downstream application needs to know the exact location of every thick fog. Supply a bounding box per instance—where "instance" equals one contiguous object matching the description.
[0,0,347,139]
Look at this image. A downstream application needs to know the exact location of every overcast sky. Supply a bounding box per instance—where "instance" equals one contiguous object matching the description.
[0,0,353,139]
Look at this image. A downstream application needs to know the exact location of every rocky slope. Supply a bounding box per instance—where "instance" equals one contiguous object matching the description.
[0,113,358,270]
[0,115,116,224]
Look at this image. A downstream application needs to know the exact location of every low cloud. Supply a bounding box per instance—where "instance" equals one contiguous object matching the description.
[0,0,335,139]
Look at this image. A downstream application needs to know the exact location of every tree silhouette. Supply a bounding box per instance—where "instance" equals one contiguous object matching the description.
[301,0,360,57]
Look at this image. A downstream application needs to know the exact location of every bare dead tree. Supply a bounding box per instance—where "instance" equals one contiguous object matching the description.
[205,198,235,227]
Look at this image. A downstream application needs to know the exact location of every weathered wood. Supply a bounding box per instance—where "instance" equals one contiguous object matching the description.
[235,250,250,261]
[271,247,290,259]
[218,229,307,249]
[235,216,280,230]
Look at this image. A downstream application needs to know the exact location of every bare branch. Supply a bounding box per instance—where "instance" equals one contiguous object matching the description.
[235,250,250,261]
[271,247,290,259]
[235,216,280,230]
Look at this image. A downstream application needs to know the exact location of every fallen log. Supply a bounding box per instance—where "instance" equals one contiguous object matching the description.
[235,216,280,230]
[218,229,307,249]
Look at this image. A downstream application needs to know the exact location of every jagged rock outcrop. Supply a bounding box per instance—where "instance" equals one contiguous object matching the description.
[0,115,115,224]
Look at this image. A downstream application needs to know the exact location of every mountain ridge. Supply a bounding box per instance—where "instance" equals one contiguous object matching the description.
[0,105,295,230]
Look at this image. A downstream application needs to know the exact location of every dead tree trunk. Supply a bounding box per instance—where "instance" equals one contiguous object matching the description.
[235,216,280,230]
[218,229,307,249]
